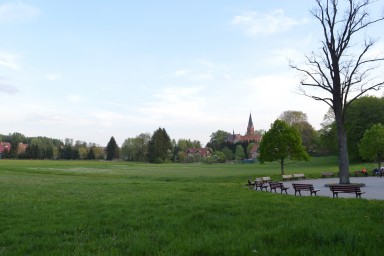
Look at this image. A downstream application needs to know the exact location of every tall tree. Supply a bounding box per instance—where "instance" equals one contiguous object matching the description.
[106,136,119,161]
[258,120,310,175]
[290,0,384,184]
[147,128,172,163]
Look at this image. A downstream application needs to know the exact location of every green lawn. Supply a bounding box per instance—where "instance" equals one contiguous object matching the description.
[0,157,383,255]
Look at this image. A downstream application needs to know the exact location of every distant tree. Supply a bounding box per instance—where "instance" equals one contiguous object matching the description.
[247,143,255,159]
[206,130,231,151]
[121,133,150,162]
[106,136,119,161]
[279,110,318,154]
[359,124,384,169]
[213,151,226,163]
[290,0,384,184]
[258,120,310,175]
[345,96,384,160]
[147,128,172,163]
[87,147,96,160]
[221,146,233,161]
[235,145,245,161]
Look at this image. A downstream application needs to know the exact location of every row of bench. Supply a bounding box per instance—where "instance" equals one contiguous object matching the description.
[247,179,365,198]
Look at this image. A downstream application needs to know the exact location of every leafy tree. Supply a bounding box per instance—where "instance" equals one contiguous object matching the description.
[259,120,310,175]
[290,0,384,184]
[147,128,172,163]
[359,124,384,169]
[206,130,231,151]
[247,143,255,159]
[106,136,119,161]
[235,145,245,161]
[345,96,384,161]
[222,146,234,161]
[121,133,150,162]
[279,111,318,155]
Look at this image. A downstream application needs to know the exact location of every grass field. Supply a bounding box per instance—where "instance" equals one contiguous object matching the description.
[1,157,384,255]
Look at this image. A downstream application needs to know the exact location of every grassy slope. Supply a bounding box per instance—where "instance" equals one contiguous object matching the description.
[0,157,383,255]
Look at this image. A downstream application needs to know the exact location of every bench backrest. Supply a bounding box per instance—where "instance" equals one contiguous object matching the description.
[269,181,283,188]
[329,185,361,192]
[261,177,271,182]
[292,183,314,190]
[293,173,305,178]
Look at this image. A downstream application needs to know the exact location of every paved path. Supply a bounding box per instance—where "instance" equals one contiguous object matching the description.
[277,177,384,200]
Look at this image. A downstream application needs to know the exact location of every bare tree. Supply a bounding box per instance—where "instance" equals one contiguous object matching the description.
[290,0,384,184]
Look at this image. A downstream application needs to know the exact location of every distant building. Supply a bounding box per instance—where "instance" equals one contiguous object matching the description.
[185,148,212,158]
[0,142,11,154]
[226,113,262,159]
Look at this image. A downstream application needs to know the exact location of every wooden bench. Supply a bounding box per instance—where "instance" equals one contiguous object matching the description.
[282,174,293,181]
[329,185,365,198]
[321,172,334,178]
[255,178,268,191]
[354,170,368,177]
[269,182,289,194]
[261,177,272,183]
[292,183,319,196]
[293,173,305,180]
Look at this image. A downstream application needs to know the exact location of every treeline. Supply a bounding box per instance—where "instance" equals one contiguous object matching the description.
[1,96,383,163]
[0,134,104,160]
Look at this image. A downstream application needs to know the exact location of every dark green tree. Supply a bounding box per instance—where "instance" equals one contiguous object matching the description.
[106,136,119,161]
[206,130,231,151]
[258,120,310,175]
[345,96,384,161]
[147,128,172,163]
[359,124,384,169]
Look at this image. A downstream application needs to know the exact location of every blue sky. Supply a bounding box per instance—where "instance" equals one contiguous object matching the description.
[1,0,383,146]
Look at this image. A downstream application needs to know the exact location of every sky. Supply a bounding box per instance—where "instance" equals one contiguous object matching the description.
[1,0,384,147]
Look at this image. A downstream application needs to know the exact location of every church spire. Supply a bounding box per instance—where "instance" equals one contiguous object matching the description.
[247,113,254,135]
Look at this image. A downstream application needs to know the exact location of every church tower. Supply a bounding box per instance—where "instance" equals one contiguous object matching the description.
[246,113,255,135]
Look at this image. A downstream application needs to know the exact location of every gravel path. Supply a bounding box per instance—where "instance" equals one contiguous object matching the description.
[274,177,384,200]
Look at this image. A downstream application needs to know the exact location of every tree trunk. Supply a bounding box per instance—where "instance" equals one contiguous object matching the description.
[280,158,284,176]
[335,110,350,184]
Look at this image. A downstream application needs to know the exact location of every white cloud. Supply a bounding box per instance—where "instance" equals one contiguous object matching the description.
[140,86,213,124]
[0,78,18,94]
[232,9,308,36]
[0,52,22,70]
[46,73,62,81]
[92,111,125,127]
[67,94,86,104]
[0,2,41,23]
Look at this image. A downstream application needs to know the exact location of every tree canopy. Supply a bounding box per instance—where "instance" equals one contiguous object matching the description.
[359,123,384,168]
[258,120,310,175]
[147,128,172,163]
[106,136,119,161]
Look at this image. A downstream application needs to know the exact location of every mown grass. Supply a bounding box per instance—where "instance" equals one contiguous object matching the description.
[0,157,383,255]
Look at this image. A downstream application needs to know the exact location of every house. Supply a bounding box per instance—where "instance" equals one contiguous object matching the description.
[0,142,11,154]
[186,148,212,158]
[17,143,28,155]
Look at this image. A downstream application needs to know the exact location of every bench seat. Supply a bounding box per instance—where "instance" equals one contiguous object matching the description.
[292,183,319,196]
[321,172,334,178]
[329,184,365,198]
[269,182,289,194]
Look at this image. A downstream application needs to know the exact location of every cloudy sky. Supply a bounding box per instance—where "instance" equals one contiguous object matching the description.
[1,0,383,146]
